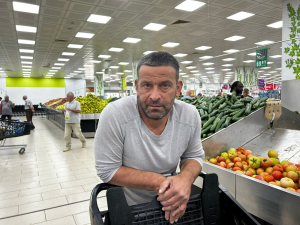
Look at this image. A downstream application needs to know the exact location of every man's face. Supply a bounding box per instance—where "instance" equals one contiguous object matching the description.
[236,83,244,95]
[23,97,26,101]
[67,94,74,102]
[135,66,182,120]
[5,97,8,102]
[243,91,249,97]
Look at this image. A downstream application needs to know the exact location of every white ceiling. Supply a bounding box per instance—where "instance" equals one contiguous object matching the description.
[0,0,283,85]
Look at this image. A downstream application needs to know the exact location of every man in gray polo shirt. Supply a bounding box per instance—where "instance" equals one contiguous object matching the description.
[62,92,86,152]
[94,52,205,224]
[0,95,14,121]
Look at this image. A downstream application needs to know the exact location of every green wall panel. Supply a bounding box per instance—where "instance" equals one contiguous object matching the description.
[6,78,65,87]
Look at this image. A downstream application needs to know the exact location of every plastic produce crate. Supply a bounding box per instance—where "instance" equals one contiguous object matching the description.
[89,173,259,225]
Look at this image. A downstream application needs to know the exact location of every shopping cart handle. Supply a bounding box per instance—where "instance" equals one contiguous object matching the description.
[89,183,118,225]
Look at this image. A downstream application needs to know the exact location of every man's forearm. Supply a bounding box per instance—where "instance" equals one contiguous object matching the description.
[179,159,202,185]
[109,166,166,191]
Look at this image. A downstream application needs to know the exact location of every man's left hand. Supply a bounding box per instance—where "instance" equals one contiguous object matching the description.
[157,174,192,223]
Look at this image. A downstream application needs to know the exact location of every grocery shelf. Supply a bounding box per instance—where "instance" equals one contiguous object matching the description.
[202,106,300,225]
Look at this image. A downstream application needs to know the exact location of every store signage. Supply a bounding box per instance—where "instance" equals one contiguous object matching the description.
[121,77,127,90]
[199,82,202,88]
[256,48,268,68]
[258,79,265,89]
[86,87,94,92]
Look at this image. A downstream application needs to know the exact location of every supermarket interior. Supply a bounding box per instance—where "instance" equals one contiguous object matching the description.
[0,0,300,225]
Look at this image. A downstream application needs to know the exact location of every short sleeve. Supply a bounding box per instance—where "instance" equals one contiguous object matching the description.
[76,102,81,110]
[94,103,123,183]
[180,109,205,168]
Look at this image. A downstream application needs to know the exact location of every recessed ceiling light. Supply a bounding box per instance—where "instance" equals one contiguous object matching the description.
[18,39,35,45]
[90,60,101,63]
[20,56,33,59]
[223,49,239,53]
[70,73,77,75]
[58,58,69,61]
[62,52,75,56]
[205,67,215,70]
[68,44,83,49]
[275,68,282,70]
[175,0,206,12]
[227,11,255,21]
[98,55,111,59]
[186,66,196,69]
[202,62,214,66]
[264,74,271,75]
[179,73,186,75]
[247,52,256,56]
[224,35,245,41]
[255,40,274,45]
[222,58,235,61]
[19,49,34,53]
[270,55,282,58]
[48,73,55,74]
[49,70,58,72]
[173,53,187,57]
[118,62,129,65]
[195,46,212,51]
[116,72,124,75]
[21,61,32,64]
[64,77,71,79]
[143,51,156,55]
[110,75,117,77]
[87,14,111,24]
[269,71,277,73]
[259,76,266,78]
[206,71,215,73]
[267,21,282,28]
[13,1,39,14]
[75,32,94,39]
[222,69,232,71]
[243,60,255,63]
[143,23,166,31]
[74,71,82,73]
[182,75,189,78]
[54,63,65,66]
[52,67,61,69]
[181,61,193,64]
[226,72,235,74]
[268,62,274,64]
[16,25,37,33]
[110,66,119,69]
[124,70,132,72]
[78,68,86,70]
[22,69,31,71]
[261,67,271,70]
[162,42,180,47]
[108,47,124,52]
[23,75,30,77]
[193,73,201,76]
[123,37,141,43]
[84,65,93,67]
[222,64,233,67]
[199,55,213,59]
[23,71,30,73]
[127,75,133,78]
[22,65,32,68]
[190,70,200,73]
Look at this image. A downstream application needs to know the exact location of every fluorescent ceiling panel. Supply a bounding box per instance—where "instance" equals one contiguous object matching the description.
[181,61,193,64]
[222,69,231,71]
[20,56,33,59]
[260,67,271,69]
[227,11,255,21]
[90,60,101,63]
[222,64,233,67]
[195,46,211,51]
[13,1,39,14]
[186,66,196,69]
[75,32,94,38]
[173,53,187,57]
[143,51,156,55]
[54,63,65,66]
[270,55,282,58]
[87,14,111,24]
[205,67,214,70]
[243,60,255,63]
[224,35,245,41]
[110,66,119,69]
[143,23,166,31]
[222,58,235,61]
[255,40,274,45]
[175,0,206,12]
[18,39,35,45]
[202,62,214,65]
[58,58,69,61]
[123,37,141,43]
[199,56,213,59]
[118,62,129,65]
[109,47,124,52]
[190,70,199,73]
[21,61,32,64]
[68,44,83,48]
[248,52,256,56]
[223,49,239,53]
[22,65,32,68]
[267,21,282,28]
[98,55,111,59]
[62,52,75,56]
[52,67,61,69]
[19,49,34,53]
[124,70,132,72]
[162,42,180,47]
[16,25,37,33]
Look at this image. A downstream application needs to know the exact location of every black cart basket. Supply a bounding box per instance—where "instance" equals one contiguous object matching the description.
[89,173,259,225]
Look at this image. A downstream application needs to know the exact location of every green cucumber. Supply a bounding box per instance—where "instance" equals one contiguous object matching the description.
[210,117,221,131]
[212,98,226,110]
[215,116,228,132]
[260,97,268,102]
[203,117,216,129]
[217,112,224,119]
[208,103,213,114]
[219,102,227,110]
[232,117,243,122]
[245,103,252,116]
[252,100,261,109]
[201,125,213,136]
[250,98,259,105]
[201,114,209,120]
[230,110,241,116]
[259,102,265,107]
[241,97,253,103]
[233,108,246,119]
[209,110,218,117]
[228,108,241,113]
[199,109,205,117]
[224,117,232,127]
[226,100,233,106]
[230,104,245,109]
[207,133,214,137]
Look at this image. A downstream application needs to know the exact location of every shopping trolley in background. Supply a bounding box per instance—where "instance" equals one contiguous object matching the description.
[89,173,259,225]
[0,119,31,154]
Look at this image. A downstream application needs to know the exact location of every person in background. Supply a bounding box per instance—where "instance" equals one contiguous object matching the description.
[217,92,222,97]
[181,90,193,100]
[62,92,86,152]
[243,88,253,98]
[0,95,14,120]
[197,93,202,97]
[230,81,244,97]
[179,92,183,98]
[0,97,2,102]
[23,95,35,130]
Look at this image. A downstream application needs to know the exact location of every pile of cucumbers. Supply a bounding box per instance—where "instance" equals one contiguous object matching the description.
[180,92,268,140]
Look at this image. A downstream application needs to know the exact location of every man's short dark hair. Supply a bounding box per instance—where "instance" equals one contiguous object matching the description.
[243,88,249,93]
[137,51,179,82]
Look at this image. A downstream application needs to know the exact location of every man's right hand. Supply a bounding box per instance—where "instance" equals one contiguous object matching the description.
[62,108,66,113]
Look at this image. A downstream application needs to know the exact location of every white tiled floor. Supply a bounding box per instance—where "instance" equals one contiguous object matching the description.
[0,117,106,224]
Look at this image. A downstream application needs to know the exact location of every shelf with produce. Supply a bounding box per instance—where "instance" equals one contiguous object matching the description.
[201,104,300,225]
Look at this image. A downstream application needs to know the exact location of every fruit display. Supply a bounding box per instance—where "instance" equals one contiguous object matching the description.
[179,93,269,139]
[207,148,300,194]
[44,98,62,106]
[52,98,67,108]
[75,93,109,114]
[56,103,65,110]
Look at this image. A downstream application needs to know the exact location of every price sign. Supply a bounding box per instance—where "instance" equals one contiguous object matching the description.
[256,48,268,68]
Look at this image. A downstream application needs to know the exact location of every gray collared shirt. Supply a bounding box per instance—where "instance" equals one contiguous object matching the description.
[64,100,81,124]
[1,100,13,115]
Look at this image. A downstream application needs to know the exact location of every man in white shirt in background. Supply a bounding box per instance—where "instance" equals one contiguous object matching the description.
[23,95,35,130]
[62,92,86,152]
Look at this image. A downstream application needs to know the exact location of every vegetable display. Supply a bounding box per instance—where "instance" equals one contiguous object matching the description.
[179,93,269,139]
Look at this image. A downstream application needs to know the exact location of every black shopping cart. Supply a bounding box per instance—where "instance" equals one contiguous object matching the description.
[89,173,259,225]
[0,119,31,154]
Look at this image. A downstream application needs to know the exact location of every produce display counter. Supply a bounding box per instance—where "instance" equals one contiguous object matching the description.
[202,106,300,225]
[45,107,100,138]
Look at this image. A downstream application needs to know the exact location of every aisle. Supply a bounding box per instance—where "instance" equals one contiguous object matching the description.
[0,117,106,225]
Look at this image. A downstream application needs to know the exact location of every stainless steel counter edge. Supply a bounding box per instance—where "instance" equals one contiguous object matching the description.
[45,107,101,120]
